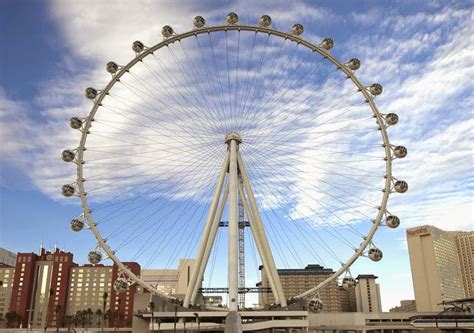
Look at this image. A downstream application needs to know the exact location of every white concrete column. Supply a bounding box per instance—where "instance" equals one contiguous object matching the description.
[228,137,240,311]
[237,151,287,307]
[183,152,229,308]
[190,186,229,303]
[238,182,280,305]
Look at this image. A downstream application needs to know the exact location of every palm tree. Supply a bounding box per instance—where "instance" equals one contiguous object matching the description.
[102,292,108,332]
[54,304,63,332]
[95,309,102,328]
[77,310,86,328]
[64,315,73,332]
[45,288,55,332]
[86,308,93,328]
[105,309,113,327]
[5,311,17,328]
[72,312,80,328]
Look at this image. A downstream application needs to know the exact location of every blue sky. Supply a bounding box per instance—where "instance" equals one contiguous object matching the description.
[0,0,472,310]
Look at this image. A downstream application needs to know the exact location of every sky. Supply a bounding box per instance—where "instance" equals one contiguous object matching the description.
[0,0,473,311]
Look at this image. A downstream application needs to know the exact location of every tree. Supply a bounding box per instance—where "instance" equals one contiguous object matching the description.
[72,312,80,328]
[102,292,108,332]
[86,308,93,328]
[5,311,19,328]
[64,315,73,332]
[14,313,22,328]
[45,288,55,333]
[54,304,63,332]
[95,309,102,328]
[76,310,86,328]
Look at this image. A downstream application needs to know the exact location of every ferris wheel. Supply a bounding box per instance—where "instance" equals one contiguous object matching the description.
[61,13,407,311]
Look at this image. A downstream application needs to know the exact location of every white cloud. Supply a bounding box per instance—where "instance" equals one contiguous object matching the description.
[1,1,473,308]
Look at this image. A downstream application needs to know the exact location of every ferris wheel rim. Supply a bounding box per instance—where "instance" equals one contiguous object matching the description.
[74,22,394,303]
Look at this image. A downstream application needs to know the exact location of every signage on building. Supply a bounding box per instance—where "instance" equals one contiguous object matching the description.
[406,226,430,238]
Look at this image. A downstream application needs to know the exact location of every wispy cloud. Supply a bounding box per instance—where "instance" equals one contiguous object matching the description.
[0,1,472,297]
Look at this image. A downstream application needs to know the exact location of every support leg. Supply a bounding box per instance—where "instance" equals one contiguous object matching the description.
[238,182,279,305]
[183,153,229,308]
[237,152,287,307]
[190,185,229,303]
[228,139,240,311]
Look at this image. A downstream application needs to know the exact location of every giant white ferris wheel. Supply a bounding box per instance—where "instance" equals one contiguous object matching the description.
[61,13,407,312]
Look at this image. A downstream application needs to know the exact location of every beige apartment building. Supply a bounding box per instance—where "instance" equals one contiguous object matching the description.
[407,225,474,312]
[66,265,113,315]
[0,265,15,323]
[258,264,342,312]
[456,232,473,297]
[389,299,417,312]
[0,248,16,267]
[351,275,382,313]
[141,259,196,298]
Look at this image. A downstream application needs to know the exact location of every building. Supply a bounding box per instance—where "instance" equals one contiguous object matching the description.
[0,248,17,267]
[407,225,474,312]
[352,274,382,313]
[203,295,223,307]
[307,311,438,333]
[28,247,75,328]
[258,264,342,312]
[0,264,15,325]
[1,246,140,329]
[456,232,473,297]
[390,300,417,312]
[109,262,141,327]
[141,259,196,298]
[66,264,113,316]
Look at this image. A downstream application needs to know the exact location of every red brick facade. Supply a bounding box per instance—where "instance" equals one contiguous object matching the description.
[5,247,139,329]
[110,262,141,327]
[9,252,37,327]
[41,248,75,328]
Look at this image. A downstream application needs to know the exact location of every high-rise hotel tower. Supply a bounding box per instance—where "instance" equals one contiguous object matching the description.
[407,225,473,312]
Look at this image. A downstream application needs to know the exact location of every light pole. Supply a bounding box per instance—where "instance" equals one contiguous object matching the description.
[26,309,34,333]
[148,301,155,333]
[193,313,200,332]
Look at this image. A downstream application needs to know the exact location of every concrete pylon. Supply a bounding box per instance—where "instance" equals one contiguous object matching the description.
[225,311,243,333]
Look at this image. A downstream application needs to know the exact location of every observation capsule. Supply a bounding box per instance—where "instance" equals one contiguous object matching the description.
[69,117,83,129]
[321,38,334,50]
[394,146,407,158]
[114,278,129,293]
[132,40,145,53]
[347,58,361,71]
[88,251,102,264]
[62,184,75,197]
[386,215,400,229]
[368,248,383,262]
[394,180,408,193]
[161,25,174,38]
[85,87,98,100]
[369,83,383,96]
[385,113,399,125]
[61,150,75,162]
[226,12,239,24]
[70,218,84,232]
[259,15,272,27]
[342,277,357,290]
[291,23,304,35]
[308,298,323,313]
[106,61,119,74]
[193,16,206,28]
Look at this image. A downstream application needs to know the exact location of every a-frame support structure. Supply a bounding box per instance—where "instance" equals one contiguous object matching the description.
[183,133,287,310]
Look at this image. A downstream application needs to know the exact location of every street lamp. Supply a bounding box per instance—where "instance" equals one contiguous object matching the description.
[193,313,200,332]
